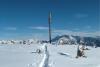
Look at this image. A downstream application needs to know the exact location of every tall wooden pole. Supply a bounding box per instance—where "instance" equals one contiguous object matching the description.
[48,12,52,44]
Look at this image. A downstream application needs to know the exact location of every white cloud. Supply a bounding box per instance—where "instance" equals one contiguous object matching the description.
[52,29,100,37]
[73,28,80,31]
[75,13,88,19]
[85,26,91,29]
[53,29,72,34]
[29,26,48,30]
[5,27,17,31]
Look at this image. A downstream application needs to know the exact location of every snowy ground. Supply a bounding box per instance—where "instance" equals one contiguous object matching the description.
[0,44,100,67]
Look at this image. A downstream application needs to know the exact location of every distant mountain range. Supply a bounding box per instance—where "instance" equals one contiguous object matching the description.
[51,35,100,47]
[0,35,100,47]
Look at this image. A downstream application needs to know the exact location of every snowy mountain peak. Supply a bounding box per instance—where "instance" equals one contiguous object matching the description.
[52,35,100,47]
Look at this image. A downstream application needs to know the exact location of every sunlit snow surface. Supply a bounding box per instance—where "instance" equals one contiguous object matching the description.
[0,44,100,67]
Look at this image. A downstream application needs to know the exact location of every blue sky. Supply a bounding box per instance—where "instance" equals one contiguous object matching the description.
[0,0,100,40]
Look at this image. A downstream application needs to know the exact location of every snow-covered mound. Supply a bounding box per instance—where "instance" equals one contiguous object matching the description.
[55,35,77,45]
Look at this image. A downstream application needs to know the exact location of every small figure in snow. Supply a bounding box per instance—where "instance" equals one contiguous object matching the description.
[76,42,87,58]
[36,49,42,54]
